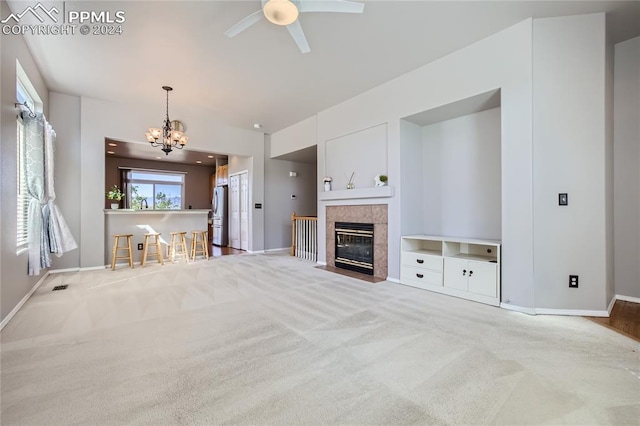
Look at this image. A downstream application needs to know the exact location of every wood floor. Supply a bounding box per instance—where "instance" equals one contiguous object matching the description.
[209,243,244,257]
[586,300,640,342]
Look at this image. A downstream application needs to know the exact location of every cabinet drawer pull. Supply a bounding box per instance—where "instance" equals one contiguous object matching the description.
[469,270,474,276]
[416,259,424,264]
[462,269,467,276]
[416,273,424,279]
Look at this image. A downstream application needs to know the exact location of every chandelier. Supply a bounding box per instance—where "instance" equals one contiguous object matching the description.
[145,86,188,155]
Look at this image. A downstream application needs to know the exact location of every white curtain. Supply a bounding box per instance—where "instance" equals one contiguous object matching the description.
[24,113,77,276]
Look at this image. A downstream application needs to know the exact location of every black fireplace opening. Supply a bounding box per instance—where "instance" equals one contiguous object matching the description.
[335,222,374,275]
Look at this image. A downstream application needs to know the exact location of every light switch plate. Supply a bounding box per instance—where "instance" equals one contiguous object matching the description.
[559,193,568,206]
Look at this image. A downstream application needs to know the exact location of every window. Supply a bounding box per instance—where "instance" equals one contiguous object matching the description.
[127,170,185,210]
[16,78,35,252]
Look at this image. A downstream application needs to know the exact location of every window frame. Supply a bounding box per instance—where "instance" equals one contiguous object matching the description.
[16,114,28,253]
[127,169,186,210]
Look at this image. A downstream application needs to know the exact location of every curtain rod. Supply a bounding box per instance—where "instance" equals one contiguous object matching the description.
[15,101,36,118]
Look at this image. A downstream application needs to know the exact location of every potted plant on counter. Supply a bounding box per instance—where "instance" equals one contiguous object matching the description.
[106,185,125,209]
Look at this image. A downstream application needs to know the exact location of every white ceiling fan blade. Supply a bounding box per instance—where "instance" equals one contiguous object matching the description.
[224,10,264,38]
[286,20,310,54]
[297,0,364,14]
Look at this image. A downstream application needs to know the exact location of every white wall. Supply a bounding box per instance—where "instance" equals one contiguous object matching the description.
[49,92,81,271]
[422,108,501,240]
[264,136,317,250]
[399,120,424,236]
[314,19,534,308]
[1,0,51,323]
[614,36,640,299]
[324,123,387,190]
[270,115,317,159]
[532,14,609,311]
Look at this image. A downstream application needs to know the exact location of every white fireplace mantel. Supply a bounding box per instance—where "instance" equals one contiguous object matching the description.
[319,186,394,201]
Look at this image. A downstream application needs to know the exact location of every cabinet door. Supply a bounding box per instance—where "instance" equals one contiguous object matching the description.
[443,258,468,291]
[468,261,497,297]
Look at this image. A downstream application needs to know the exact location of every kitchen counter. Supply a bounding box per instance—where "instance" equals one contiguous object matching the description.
[104,209,211,265]
[104,209,211,215]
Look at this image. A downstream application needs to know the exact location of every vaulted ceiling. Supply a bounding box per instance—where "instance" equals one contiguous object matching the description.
[11,0,640,134]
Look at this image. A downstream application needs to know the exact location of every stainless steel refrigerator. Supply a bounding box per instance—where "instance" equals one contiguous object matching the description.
[212,186,228,246]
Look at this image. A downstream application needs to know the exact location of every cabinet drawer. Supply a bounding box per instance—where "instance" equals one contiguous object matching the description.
[402,252,443,271]
[401,265,442,288]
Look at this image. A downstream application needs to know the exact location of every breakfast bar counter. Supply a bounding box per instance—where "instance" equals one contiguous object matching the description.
[104,209,210,265]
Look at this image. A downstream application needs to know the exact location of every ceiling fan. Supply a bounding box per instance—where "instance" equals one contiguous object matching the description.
[224,0,365,54]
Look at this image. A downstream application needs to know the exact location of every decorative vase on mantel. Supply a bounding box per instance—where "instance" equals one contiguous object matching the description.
[111,203,119,209]
[347,182,355,189]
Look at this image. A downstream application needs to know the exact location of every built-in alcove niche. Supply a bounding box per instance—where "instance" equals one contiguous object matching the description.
[400,89,502,240]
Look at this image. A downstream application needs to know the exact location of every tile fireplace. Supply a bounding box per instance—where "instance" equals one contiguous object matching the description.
[326,204,388,279]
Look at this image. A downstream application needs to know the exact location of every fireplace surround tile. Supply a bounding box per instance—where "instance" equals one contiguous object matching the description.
[372,205,388,224]
[374,223,388,246]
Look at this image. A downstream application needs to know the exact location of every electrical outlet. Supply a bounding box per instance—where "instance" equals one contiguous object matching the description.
[137,243,143,250]
[569,275,579,288]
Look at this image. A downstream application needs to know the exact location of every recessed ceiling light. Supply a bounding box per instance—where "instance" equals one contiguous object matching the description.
[207,155,214,159]
[107,151,115,154]
[196,160,202,164]
[253,123,262,129]
[108,142,117,147]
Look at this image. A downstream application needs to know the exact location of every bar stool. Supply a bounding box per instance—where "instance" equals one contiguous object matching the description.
[141,232,164,266]
[169,231,189,263]
[190,230,209,261]
[110,234,134,270]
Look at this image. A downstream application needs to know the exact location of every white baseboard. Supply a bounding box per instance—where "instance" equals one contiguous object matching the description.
[316,261,327,266]
[386,277,400,284]
[607,296,617,315]
[264,247,290,253]
[616,294,640,304]
[0,271,50,330]
[50,265,108,274]
[81,265,109,271]
[247,250,265,254]
[534,308,609,317]
[500,303,536,315]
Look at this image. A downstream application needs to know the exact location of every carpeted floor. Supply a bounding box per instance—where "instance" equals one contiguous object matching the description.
[1,253,638,425]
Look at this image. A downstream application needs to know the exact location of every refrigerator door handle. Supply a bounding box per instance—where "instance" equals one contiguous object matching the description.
[213,191,218,216]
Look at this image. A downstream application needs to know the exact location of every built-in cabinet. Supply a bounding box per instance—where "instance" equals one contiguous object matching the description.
[400,235,501,306]
[216,164,228,186]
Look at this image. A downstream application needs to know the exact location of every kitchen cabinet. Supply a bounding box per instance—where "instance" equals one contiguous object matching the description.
[216,164,228,186]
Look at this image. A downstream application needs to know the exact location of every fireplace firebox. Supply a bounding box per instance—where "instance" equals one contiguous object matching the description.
[335,222,374,275]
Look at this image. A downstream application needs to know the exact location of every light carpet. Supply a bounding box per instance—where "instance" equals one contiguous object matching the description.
[1,253,638,425]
